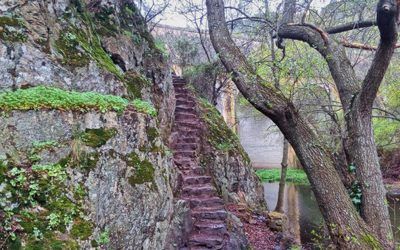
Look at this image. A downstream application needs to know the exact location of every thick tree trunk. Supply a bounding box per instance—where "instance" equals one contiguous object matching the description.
[275,138,289,213]
[347,109,393,247]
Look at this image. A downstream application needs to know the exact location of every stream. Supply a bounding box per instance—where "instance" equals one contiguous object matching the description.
[263,183,400,248]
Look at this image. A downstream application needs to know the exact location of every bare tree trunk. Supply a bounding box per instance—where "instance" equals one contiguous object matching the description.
[275,138,289,212]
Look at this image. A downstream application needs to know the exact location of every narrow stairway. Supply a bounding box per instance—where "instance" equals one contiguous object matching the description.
[171,75,230,249]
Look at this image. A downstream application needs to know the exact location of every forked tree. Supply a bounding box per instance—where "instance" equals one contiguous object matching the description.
[206,0,399,248]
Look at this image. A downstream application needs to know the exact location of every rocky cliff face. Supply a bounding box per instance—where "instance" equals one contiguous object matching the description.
[0,0,264,249]
[0,0,177,248]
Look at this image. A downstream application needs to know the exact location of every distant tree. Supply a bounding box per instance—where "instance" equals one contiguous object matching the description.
[136,0,170,30]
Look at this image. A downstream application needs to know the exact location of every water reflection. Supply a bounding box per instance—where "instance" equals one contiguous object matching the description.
[263,183,400,247]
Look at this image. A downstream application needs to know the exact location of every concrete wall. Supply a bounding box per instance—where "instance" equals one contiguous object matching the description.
[237,104,284,169]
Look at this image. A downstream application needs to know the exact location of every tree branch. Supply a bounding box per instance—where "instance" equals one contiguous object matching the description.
[326,20,377,34]
[341,40,400,51]
[358,1,399,112]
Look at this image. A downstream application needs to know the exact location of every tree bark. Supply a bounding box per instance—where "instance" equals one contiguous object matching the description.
[275,138,289,213]
[205,0,397,248]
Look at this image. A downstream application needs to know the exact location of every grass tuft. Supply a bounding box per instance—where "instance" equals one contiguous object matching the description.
[256,168,309,184]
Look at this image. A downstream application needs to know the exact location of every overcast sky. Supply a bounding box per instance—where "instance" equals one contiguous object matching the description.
[158,0,331,28]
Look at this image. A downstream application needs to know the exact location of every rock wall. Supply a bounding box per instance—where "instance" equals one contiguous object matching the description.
[196,98,266,209]
[0,0,177,248]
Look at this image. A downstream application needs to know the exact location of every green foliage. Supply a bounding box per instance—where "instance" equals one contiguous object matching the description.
[0,85,156,117]
[91,228,110,247]
[349,180,362,211]
[173,38,199,67]
[256,168,309,184]
[373,61,400,150]
[0,86,129,113]
[154,39,169,57]
[97,229,110,245]
[132,99,157,117]
[0,158,88,247]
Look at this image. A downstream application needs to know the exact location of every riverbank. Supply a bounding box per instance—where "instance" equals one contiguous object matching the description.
[256,168,308,184]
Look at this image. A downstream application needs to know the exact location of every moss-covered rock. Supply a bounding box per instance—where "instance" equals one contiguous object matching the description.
[55,31,90,67]
[198,98,250,164]
[126,152,155,186]
[71,219,94,240]
[0,159,86,248]
[80,128,117,148]
[124,70,151,99]
[0,15,28,42]
[93,6,119,36]
[146,127,159,143]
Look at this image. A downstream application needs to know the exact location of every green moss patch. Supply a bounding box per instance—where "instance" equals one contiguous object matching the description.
[126,152,155,186]
[80,128,117,148]
[55,26,122,75]
[0,86,129,113]
[256,168,309,184]
[146,127,159,142]
[93,6,118,36]
[124,70,151,99]
[0,15,28,42]
[71,219,93,240]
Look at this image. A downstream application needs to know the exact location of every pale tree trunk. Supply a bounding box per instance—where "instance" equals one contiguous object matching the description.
[275,138,289,213]
[205,0,398,248]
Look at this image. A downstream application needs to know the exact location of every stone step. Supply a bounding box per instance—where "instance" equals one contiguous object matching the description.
[174,88,189,94]
[183,175,211,185]
[176,121,200,129]
[188,233,224,248]
[174,130,201,138]
[174,155,193,162]
[194,220,227,235]
[175,106,196,113]
[181,167,205,175]
[175,112,198,121]
[175,161,194,168]
[172,77,185,82]
[191,207,228,221]
[174,157,194,167]
[185,197,224,209]
[177,137,199,144]
[176,99,195,106]
[176,104,196,110]
[175,93,191,99]
[175,143,198,151]
[173,126,200,134]
[173,80,186,85]
[182,184,216,197]
[174,150,197,158]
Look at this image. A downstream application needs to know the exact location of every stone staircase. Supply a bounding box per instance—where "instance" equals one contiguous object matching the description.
[171,75,230,249]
